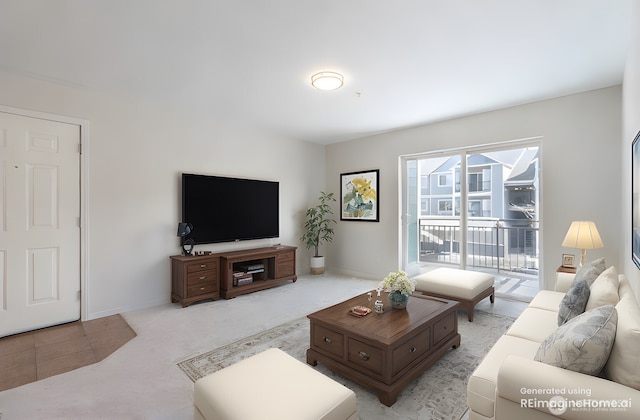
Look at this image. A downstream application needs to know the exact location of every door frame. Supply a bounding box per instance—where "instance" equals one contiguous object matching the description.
[1,105,90,321]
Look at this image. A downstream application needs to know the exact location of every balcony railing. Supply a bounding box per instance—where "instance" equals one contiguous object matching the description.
[418,217,539,275]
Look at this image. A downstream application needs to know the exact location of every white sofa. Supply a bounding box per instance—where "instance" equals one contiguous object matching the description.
[467,265,640,420]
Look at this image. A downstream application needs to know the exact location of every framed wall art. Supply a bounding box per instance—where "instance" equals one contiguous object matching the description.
[633,131,640,269]
[340,169,379,221]
[562,253,575,268]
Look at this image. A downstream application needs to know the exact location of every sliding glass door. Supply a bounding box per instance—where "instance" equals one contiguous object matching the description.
[401,141,540,301]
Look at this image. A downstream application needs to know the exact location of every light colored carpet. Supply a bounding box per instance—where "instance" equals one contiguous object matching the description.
[178,310,515,420]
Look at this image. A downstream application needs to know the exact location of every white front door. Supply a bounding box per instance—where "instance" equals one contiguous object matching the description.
[0,112,81,337]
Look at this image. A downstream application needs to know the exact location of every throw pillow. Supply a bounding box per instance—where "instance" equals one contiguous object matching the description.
[585,266,620,311]
[602,278,640,390]
[573,257,606,287]
[536,305,617,376]
[557,279,590,326]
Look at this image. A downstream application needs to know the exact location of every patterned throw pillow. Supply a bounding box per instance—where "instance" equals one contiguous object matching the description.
[536,305,617,375]
[573,257,606,287]
[558,279,590,325]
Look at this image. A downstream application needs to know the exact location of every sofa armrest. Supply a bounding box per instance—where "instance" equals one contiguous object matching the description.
[554,272,575,293]
[496,355,640,419]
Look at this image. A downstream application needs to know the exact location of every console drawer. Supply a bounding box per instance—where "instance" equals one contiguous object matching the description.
[186,269,217,286]
[433,312,456,345]
[186,258,218,274]
[186,281,217,298]
[392,327,431,376]
[347,338,384,377]
[312,325,344,358]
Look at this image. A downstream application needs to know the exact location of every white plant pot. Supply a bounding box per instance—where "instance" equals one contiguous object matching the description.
[310,256,325,275]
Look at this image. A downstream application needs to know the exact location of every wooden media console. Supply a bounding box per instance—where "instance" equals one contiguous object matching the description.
[219,245,297,299]
[170,245,297,306]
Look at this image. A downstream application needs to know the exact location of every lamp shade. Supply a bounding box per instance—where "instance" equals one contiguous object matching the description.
[561,221,603,250]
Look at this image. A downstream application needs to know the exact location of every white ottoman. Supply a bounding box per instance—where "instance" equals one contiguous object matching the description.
[414,268,495,321]
[193,348,357,420]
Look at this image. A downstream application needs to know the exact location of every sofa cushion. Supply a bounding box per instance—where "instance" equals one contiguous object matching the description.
[557,279,590,325]
[528,290,565,312]
[573,257,606,287]
[603,276,640,390]
[505,307,560,343]
[535,305,617,375]
[585,266,619,311]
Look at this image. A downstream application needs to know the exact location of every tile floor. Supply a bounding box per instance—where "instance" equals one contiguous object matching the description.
[0,314,136,392]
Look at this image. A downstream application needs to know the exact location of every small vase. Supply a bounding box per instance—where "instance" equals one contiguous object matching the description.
[389,291,409,309]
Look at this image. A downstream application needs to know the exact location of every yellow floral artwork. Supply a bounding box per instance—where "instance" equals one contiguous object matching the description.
[340,170,379,221]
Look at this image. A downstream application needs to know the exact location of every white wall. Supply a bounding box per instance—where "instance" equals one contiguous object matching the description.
[622,0,640,300]
[326,87,623,291]
[3,8,637,320]
[0,71,325,320]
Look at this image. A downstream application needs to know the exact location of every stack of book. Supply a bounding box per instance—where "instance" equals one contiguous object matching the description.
[233,271,253,286]
[232,263,265,286]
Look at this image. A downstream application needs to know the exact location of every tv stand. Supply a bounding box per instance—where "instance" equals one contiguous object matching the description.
[219,245,297,299]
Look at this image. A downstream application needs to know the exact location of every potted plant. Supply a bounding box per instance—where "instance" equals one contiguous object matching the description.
[377,270,416,309]
[301,192,336,274]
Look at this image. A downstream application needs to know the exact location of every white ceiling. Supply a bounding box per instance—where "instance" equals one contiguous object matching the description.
[0,0,633,144]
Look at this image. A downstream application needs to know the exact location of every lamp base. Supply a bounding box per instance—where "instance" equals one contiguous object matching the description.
[580,249,587,266]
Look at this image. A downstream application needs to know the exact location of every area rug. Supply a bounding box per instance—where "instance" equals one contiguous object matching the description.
[178,310,514,420]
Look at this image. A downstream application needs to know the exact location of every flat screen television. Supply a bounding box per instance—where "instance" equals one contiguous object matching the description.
[181,173,279,244]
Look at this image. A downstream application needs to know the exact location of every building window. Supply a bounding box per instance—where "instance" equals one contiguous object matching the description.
[468,173,482,192]
[438,200,453,215]
[438,173,451,187]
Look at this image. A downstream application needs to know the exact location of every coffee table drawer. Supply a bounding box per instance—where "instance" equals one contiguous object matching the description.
[312,325,344,358]
[392,327,431,376]
[347,338,384,377]
[433,312,456,345]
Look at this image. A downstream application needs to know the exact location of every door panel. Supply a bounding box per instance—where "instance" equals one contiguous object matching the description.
[29,247,58,303]
[0,112,80,337]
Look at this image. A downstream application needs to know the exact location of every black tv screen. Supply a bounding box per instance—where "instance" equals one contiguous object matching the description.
[181,173,279,244]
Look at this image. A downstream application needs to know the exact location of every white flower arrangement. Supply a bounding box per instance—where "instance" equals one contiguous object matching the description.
[377,270,416,295]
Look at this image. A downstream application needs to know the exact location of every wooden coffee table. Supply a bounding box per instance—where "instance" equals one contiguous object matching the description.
[306,291,460,406]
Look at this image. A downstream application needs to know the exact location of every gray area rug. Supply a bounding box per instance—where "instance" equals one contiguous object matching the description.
[178,310,514,420]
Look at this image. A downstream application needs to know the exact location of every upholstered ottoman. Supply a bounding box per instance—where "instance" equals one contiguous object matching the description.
[414,268,495,321]
[193,348,357,420]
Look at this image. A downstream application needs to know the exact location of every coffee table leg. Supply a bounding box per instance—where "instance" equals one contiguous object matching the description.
[306,349,318,366]
[452,333,461,349]
[378,391,399,407]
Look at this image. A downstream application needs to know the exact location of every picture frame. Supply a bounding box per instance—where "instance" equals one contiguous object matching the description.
[340,169,379,221]
[633,131,640,269]
[562,253,575,268]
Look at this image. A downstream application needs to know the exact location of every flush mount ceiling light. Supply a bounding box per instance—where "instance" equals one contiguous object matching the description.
[311,71,344,90]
